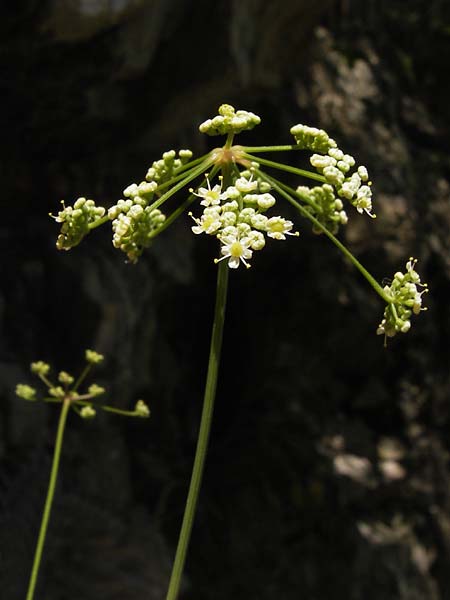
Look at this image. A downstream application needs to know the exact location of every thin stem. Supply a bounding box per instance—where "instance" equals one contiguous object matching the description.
[243,153,326,183]
[165,261,229,600]
[147,158,215,214]
[156,155,212,194]
[25,397,71,600]
[149,165,223,240]
[72,364,92,392]
[88,157,215,232]
[242,144,301,153]
[73,398,140,417]
[256,169,392,303]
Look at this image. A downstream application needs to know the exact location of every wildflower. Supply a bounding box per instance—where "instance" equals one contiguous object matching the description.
[354,186,376,218]
[52,198,106,251]
[377,258,428,342]
[265,217,298,240]
[191,175,228,207]
[215,231,253,269]
[190,208,222,235]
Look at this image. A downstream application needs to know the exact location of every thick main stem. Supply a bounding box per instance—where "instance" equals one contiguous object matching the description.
[25,398,71,600]
[165,261,229,600]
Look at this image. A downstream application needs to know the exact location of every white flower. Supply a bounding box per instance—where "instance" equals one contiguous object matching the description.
[189,208,222,235]
[215,232,253,269]
[191,175,228,207]
[266,217,298,240]
[355,186,376,218]
[235,177,258,194]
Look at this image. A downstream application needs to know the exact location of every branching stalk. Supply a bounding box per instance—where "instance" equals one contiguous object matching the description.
[256,169,392,303]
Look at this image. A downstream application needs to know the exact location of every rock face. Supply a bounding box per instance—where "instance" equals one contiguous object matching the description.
[1,1,449,599]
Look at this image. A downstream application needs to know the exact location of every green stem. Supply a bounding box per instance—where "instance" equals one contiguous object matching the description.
[242,144,300,153]
[165,261,229,600]
[149,165,223,240]
[88,158,215,232]
[73,398,140,417]
[243,153,326,183]
[25,397,71,600]
[147,158,215,214]
[257,169,392,303]
[72,364,92,392]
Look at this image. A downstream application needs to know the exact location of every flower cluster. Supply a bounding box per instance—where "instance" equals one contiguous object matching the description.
[190,170,298,268]
[199,104,261,136]
[377,258,428,340]
[291,124,375,218]
[290,124,337,154]
[52,198,106,251]
[144,149,193,187]
[107,149,193,262]
[296,184,348,234]
[15,350,150,420]
[109,202,166,263]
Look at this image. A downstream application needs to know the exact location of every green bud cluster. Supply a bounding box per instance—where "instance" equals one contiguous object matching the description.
[31,361,50,376]
[16,383,37,401]
[49,386,65,399]
[80,405,96,419]
[110,202,166,263]
[290,124,337,154]
[16,349,150,421]
[199,104,261,136]
[377,258,428,340]
[311,149,374,218]
[106,150,195,263]
[296,184,348,235]
[191,169,298,269]
[291,125,375,218]
[88,383,105,397]
[58,371,74,385]
[52,198,106,250]
[85,349,104,364]
[145,149,193,186]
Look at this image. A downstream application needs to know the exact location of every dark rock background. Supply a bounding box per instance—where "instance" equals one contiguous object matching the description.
[1,1,449,599]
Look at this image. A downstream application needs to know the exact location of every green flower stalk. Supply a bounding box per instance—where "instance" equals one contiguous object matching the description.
[49,103,429,599]
[17,352,150,600]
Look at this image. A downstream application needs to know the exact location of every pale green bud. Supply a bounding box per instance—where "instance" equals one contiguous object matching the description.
[80,406,96,419]
[257,193,276,210]
[31,361,50,376]
[135,399,150,418]
[16,384,37,401]
[58,371,74,385]
[85,349,104,364]
[88,383,105,397]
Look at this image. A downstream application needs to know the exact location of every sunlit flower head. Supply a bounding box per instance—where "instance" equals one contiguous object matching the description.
[215,232,253,269]
[191,175,228,207]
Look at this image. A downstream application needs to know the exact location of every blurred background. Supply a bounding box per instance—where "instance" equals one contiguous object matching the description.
[1,1,449,599]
